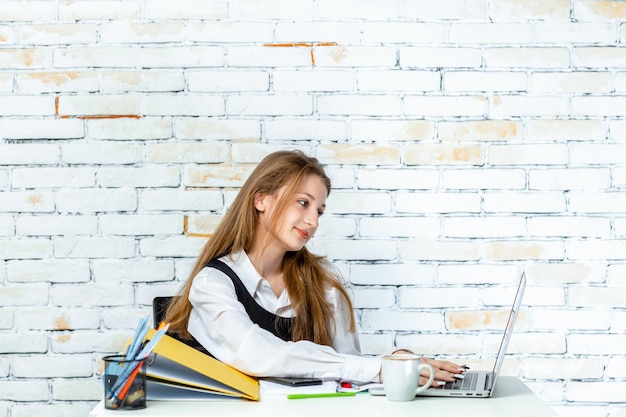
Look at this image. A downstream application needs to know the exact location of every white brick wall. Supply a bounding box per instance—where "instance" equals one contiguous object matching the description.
[1,1,625,416]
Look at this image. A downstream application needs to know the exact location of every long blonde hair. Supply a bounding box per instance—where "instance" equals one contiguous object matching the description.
[165,150,356,346]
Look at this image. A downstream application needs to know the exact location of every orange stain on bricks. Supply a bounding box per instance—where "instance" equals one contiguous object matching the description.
[188,229,213,239]
[187,170,217,185]
[60,114,142,120]
[195,217,220,237]
[187,167,247,186]
[54,313,71,330]
[464,120,518,141]
[36,71,81,86]
[589,1,626,18]
[485,242,544,261]
[187,232,213,238]
[330,46,347,63]
[184,216,211,238]
[448,310,510,330]
[183,216,213,238]
[27,193,43,206]
[451,146,482,162]
[22,50,35,66]
[55,95,142,119]
[264,42,339,67]
[56,334,71,343]
[404,122,435,140]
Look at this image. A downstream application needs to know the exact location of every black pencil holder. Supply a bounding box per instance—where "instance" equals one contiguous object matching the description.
[103,354,147,410]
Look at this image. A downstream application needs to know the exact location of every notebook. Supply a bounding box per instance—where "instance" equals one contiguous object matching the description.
[371,273,526,399]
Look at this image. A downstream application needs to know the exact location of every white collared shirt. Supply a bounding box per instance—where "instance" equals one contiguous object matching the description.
[187,251,381,383]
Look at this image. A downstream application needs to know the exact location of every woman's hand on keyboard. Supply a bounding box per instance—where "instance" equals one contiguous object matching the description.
[419,357,466,387]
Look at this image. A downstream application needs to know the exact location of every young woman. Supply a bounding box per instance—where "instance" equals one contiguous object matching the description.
[165,150,461,384]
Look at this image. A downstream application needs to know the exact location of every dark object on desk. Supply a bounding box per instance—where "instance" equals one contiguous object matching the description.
[152,296,213,357]
[152,295,175,328]
[263,377,324,387]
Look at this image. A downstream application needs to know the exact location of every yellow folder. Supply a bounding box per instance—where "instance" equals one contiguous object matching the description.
[142,328,260,401]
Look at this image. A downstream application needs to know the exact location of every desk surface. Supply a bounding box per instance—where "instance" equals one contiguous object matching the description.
[89,376,555,417]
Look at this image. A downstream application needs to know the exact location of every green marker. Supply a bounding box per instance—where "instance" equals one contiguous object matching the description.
[287,392,357,400]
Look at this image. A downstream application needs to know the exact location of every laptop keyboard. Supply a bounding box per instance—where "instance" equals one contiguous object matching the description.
[442,372,478,391]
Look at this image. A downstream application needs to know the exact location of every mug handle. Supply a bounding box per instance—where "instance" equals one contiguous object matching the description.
[414,364,435,394]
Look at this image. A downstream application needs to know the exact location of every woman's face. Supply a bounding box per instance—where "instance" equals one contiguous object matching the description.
[255,174,328,253]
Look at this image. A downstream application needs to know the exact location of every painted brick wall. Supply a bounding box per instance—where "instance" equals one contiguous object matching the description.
[1,1,625,416]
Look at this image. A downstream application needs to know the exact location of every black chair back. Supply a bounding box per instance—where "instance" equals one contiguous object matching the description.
[152,296,177,329]
[151,295,212,356]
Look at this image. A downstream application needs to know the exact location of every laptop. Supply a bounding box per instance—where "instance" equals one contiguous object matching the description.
[371,273,526,399]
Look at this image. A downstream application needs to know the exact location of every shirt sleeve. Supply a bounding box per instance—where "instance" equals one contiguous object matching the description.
[187,267,381,383]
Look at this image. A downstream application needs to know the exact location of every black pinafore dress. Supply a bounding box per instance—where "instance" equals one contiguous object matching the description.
[176,259,293,356]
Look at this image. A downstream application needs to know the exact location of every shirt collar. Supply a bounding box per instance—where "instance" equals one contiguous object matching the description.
[222,250,264,296]
[224,250,293,314]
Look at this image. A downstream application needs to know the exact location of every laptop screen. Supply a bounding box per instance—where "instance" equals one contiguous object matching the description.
[491,273,527,386]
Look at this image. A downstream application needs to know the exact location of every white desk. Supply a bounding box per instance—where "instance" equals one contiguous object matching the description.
[90,376,555,417]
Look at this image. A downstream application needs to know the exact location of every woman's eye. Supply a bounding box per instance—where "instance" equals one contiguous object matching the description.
[298,199,324,217]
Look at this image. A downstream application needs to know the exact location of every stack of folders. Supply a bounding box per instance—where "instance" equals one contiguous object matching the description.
[140,327,259,401]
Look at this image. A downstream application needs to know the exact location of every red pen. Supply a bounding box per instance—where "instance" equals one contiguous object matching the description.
[340,382,361,390]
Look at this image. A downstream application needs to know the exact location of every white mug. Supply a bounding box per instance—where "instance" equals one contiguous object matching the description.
[381,354,435,401]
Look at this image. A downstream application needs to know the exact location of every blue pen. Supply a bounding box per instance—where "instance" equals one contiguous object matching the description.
[107,322,167,400]
[126,315,150,359]
[103,315,149,396]
[109,324,170,399]
[135,324,169,359]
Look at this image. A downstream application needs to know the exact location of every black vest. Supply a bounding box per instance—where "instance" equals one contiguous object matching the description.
[207,259,293,342]
[174,259,293,356]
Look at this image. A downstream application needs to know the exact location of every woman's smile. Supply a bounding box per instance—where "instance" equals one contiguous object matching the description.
[295,227,309,240]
